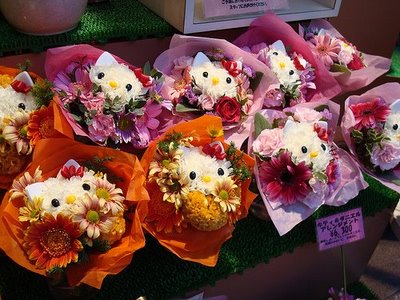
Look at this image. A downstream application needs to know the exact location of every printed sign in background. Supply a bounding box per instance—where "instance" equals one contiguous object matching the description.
[203,0,289,19]
[316,207,365,251]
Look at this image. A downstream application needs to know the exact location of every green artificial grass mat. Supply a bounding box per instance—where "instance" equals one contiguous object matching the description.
[387,36,400,78]
[0,174,398,300]
[349,281,379,300]
[0,0,175,55]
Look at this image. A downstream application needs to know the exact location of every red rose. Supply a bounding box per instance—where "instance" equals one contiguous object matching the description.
[215,96,241,123]
[347,53,365,70]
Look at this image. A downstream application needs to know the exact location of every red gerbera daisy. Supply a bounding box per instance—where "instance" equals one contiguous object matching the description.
[349,97,390,130]
[259,151,312,205]
[27,105,57,146]
[23,214,83,272]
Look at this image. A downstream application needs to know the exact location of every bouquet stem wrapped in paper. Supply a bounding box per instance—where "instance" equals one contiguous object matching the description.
[0,138,148,289]
[249,101,367,235]
[234,13,341,108]
[138,115,256,266]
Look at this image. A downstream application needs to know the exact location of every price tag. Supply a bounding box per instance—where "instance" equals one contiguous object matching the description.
[316,208,365,251]
[203,0,289,19]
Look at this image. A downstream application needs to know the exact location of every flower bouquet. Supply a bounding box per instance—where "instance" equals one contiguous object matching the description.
[154,34,277,146]
[0,65,60,189]
[300,19,391,93]
[234,13,341,108]
[250,102,367,235]
[341,82,400,192]
[0,138,148,288]
[138,115,255,266]
[45,44,166,149]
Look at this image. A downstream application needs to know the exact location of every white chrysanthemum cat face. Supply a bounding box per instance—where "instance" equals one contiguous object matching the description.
[25,160,96,216]
[89,52,145,104]
[384,100,400,145]
[266,48,300,87]
[189,52,237,100]
[178,146,232,195]
[0,71,36,121]
[283,120,331,172]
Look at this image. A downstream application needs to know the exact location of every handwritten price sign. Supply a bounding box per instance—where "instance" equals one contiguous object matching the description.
[316,208,365,251]
[203,0,289,19]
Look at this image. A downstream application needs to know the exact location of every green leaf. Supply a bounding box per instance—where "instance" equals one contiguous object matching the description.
[330,63,351,73]
[254,112,272,137]
[314,105,329,112]
[250,71,263,91]
[392,179,400,186]
[314,171,328,182]
[70,113,82,122]
[143,61,151,76]
[175,103,202,113]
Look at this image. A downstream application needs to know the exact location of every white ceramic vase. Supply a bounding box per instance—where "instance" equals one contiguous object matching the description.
[0,0,88,35]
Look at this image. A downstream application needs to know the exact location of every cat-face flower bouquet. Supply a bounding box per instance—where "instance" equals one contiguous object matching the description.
[138,115,255,266]
[154,34,277,146]
[250,102,367,235]
[341,82,400,192]
[300,19,391,93]
[0,66,59,189]
[0,138,148,288]
[234,13,341,108]
[45,44,166,149]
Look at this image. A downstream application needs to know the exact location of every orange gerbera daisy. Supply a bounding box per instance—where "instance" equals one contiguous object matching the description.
[145,195,186,234]
[23,214,83,272]
[27,105,57,145]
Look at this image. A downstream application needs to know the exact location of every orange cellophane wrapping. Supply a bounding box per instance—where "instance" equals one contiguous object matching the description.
[138,115,256,266]
[0,138,149,289]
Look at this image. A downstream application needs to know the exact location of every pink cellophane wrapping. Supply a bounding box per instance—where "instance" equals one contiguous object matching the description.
[341,82,400,192]
[154,34,278,147]
[233,13,342,105]
[249,100,368,235]
[304,19,391,94]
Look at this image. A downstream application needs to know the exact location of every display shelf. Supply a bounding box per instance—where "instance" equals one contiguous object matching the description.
[139,0,341,33]
[0,174,398,300]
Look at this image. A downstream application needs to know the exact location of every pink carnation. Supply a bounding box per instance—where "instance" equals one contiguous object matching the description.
[198,95,215,111]
[88,114,115,143]
[171,56,193,76]
[291,107,322,123]
[252,128,284,157]
[371,141,400,171]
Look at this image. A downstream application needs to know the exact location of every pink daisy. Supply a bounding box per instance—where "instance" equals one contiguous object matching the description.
[92,176,125,215]
[310,33,341,68]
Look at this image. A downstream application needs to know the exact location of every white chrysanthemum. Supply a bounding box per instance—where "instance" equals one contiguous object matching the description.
[189,61,237,100]
[178,147,232,195]
[90,63,144,104]
[283,121,332,172]
[0,87,36,120]
[267,49,300,87]
[384,112,400,145]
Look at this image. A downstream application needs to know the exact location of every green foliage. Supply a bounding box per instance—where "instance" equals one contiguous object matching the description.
[225,142,251,182]
[175,103,202,113]
[31,80,54,107]
[17,60,32,72]
[249,71,263,91]
[254,112,272,138]
[158,131,184,152]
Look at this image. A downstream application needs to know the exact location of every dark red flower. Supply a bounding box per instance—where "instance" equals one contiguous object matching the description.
[326,161,339,188]
[347,53,365,70]
[259,151,312,205]
[314,123,329,142]
[215,96,241,123]
[11,80,32,94]
[202,143,226,160]
[133,68,153,87]
[349,97,390,130]
[220,59,241,77]
[60,165,84,179]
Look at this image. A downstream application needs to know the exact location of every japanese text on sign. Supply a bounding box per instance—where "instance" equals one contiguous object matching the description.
[203,0,288,19]
[316,208,365,251]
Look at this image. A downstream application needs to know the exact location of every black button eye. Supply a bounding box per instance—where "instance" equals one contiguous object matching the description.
[126,84,132,91]
[189,171,196,180]
[18,103,25,110]
[289,70,294,75]
[51,199,60,207]
[226,77,232,84]
[301,146,308,154]
[273,51,278,56]
[97,72,105,79]
[321,144,326,151]
[393,124,398,130]
[82,183,91,191]
[202,72,208,78]
[217,168,224,176]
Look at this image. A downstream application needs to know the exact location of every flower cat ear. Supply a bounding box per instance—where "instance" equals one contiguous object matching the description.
[25,182,45,202]
[390,99,400,113]
[283,119,297,135]
[95,52,118,66]
[192,52,211,68]
[14,71,34,88]
[270,40,287,55]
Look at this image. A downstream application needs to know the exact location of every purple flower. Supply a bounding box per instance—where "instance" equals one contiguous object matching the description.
[371,141,400,171]
[263,86,285,108]
[184,86,198,106]
[54,60,92,92]
[115,113,136,144]
[88,114,115,144]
